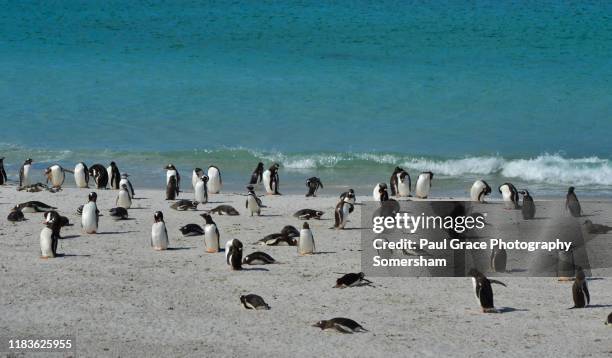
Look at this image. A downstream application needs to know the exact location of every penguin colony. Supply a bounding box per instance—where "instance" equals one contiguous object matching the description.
[1,159,610,332]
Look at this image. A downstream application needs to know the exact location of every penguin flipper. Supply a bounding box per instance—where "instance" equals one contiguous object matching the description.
[489,279,507,287]
[584,284,590,305]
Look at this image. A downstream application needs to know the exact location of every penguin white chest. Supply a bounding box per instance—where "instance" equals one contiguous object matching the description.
[117,190,132,209]
[166,170,177,185]
[225,239,235,262]
[204,224,219,253]
[50,165,64,187]
[298,229,315,255]
[415,175,431,198]
[397,174,411,197]
[81,202,98,233]
[262,170,273,194]
[247,195,260,215]
[40,227,54,258]
[151,222,169,250]
[372,184,381,201]
[470,181,485,202]
[74,164,88,188]
[207,167,222,194]
[22,164,32,186]
[195,181,207,203]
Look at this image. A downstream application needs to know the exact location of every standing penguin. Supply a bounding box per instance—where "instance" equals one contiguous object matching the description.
[490,247,507,273]
[305,177,324,197]
[119,173,135,197]
[107,162,121,189]
[40,211,61,259]
[0,157,7,185]
[116,184,132,209]
[571,267,590,309]
[246,185,263,216]
[74,162,89,188]
[166,175,179,200]
[165,164,180,192]
[207,165,222,194]
[334,200,354,230]
[262,163,280,195]
[200,213,220,253]
[226,239,243,270]
[389,167,403,196]
[151,211,169,251]
[498,183,519,209]
[19,158,33,187]
[415,172,434,199]
[372,183,387,202]
[194,175,209,204]
[81,192,99,234]
[378,185,389,203]
[470,180,491,202]
[89,164,109,189]
[566,187,581,217]
[340,189,356,205]
[45,164,68,188]
[468,268,506,313]
[192,168,204,190]
[520,190,536,220]
[298,222,315,255]
[397,170,411,197]
[249,162,264,185]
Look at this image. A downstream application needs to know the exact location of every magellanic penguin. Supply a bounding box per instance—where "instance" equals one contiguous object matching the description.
[570,267,590,309]
[242,251,277,265]
[340,189,356,205]
[166,175,179,200]
[200,213,220,253]
[119,173,135,197]
[107,162,121,189]
[7,207,25,222]
[240,294,270,310]
[45,164,69,188]
[192,168,204,191]
[81,192,99,234]
[498,183,519,209]
[397,170,411,197]
[194,175,209,204]
[207,165,222,194]
[566,187,581,217]
[74,162,89,188]
[249,162,264,185]
[470,180,491,202]
[151,211,169,251]
[40,211,62,259]
[89,164,109,189]
[415,171,434,199]
[334,272,373,288]
[165,164,180,191]
[0,157,7,185]
[246,185,263,216]
[116,184,132,209]
[226,239,243,270]
[334,200,354,230]
[262,163,280,195]
[298,222,315,255]
[19,158,33,187]
[305,177,324,197]
[490,247,507,273]
[389,166,403,196]
[312,318,368,334]
[520,190,535,220]
[469,268,506,313]
[372,183,386,202]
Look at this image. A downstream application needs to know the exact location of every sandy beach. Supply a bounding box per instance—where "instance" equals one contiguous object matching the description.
[1,185,611,357]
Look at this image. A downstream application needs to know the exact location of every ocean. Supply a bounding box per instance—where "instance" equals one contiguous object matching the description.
[1,1,611,197]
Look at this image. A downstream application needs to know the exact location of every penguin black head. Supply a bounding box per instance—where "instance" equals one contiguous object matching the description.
[25,158,33,164]
[43,210,58,224]
[312,320,328,330]
[154,211,164,222]
[200,213,215,224]
[256,162,264,169]
[88,192,97,202]
[110,161,116,167]
[303,222,310,230]
[194,167,202,173]
[468,268,483,278]
[568,186,575,194]
[0,157,4,162]
[201,175,209,182]
[121,184,128,190]
[358,272,366,279]
[165,164,176,170]
[246,185,255,192]
[121,173,129,178]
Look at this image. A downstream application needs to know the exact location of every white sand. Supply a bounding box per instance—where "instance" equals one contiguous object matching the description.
[1,186,611,357]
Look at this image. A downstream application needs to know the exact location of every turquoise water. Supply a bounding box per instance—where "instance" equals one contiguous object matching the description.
[1,1,611,196]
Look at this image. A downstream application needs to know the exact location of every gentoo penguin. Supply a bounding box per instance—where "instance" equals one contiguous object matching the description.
[583,220,612,235]
[389,166,403,196]
[74,162,89,188]
[520,190,536,220]
[179,223,204,236]
[81,192,99,234]
[76,205,83,216]
[45,164,67,188]
[256,225,300,246]
[334,200,354,230]
[498,183,519,209]
[470,180,491,202]
[397,170,411,197]
[109,207,129,220]
[245,185,263,216]
[566,187,581,217]
[208,205,240,216]
[119,173,135,197]
[40,211,61,259]
[107,162,120,189]
[378,185,390,203]
[415,171,434,199]
[262,163,280,195]
[170,199,198,211]
[164,164,180,191]
[207,165,222,194]
[242,252,277,265]
[191,168,204,190]
[17,201,56,213]
[116,184,132,209]
[19,158,33,187]
[249,162,264,185]
[89,164,109,189]
[340,189,356,205]
[372,183,386,202]
[334,272,373,288]
[570,267,590,309]
[293,209,324,220]
[194,175,209,204]
[151,211,169,251]
[490,247,507,273]
[298,222,315,255]
[312,318,368,333]
[7,207,25,222]
[0,157,7,185]
[226,239,243,270]
[166,175,179,200]
[468,268,506,313]
[200,213,220,253]
[240,294,270,310]
[305,177,324,197]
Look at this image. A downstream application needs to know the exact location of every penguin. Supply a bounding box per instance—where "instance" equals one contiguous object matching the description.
[378,185,390,203]
[19,158,33,187]
[81,192,99,234]
[165,164,180,192]
[262,163,280,195]
[151,211,169,251]
[415,171,434,199]
[583,220,612,235]
[0,157,6,185]
[312,318,368,333]
[240,294,270,310]
[166,175,179,200]
[249,162,264,185]
[305,177,324,197]
[334,200,354,230]
[293,209,324,220]
[17,201,56,213]
[557,247,575,281]
[74,162,89,188]
[207,165,222,194]
[605,312,612,326]
[334,272,373,288]
[470,180,491,202]
[116,184,132,209]
[498,183,519,209]
[397,170,411,197]
[570,266,590,309]
[245,185,263,216]
[192,168,204,190]
[490,247,507,273]
[208,205,240,216]
[169,199,198,211]
[298,222,315,255]
[7,207,25,222]
[109,207,129,220]
[43,210,67,237]
[44,164,67,188]
[194,175,209,204]
[520,190,536,220]
[242,252,277,265]
[89,164,109,189]
[200,213,220,253]
[179,224,204,236]
[107,162,120,189]
[257,226,300,246]
[226,239,243,270]
[340,189,356,205]
[372,183,386,202]
[389,166,403,196]
[76,205,83,216]
[566,187,581,217]
[468,268,506,313]
[40,211,61,259]
[119,173,135,197]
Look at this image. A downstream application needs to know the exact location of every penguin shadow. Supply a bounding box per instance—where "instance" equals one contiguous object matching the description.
[583,304,612,308]
[525,217,550,221]
[60,235,81,240]
[258,214,283,217]
[502,269,528,274]
[132,197,148,200]
[314,251,336,255]
[341,227,369,231]
[113,217,137,221]
[496,307,529,313]
[96,230,139,235]
[203,201,225,204]
[166,247,192,251]
[55,253,92,258]
[239,267,269,272]
[126,207,149,210]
